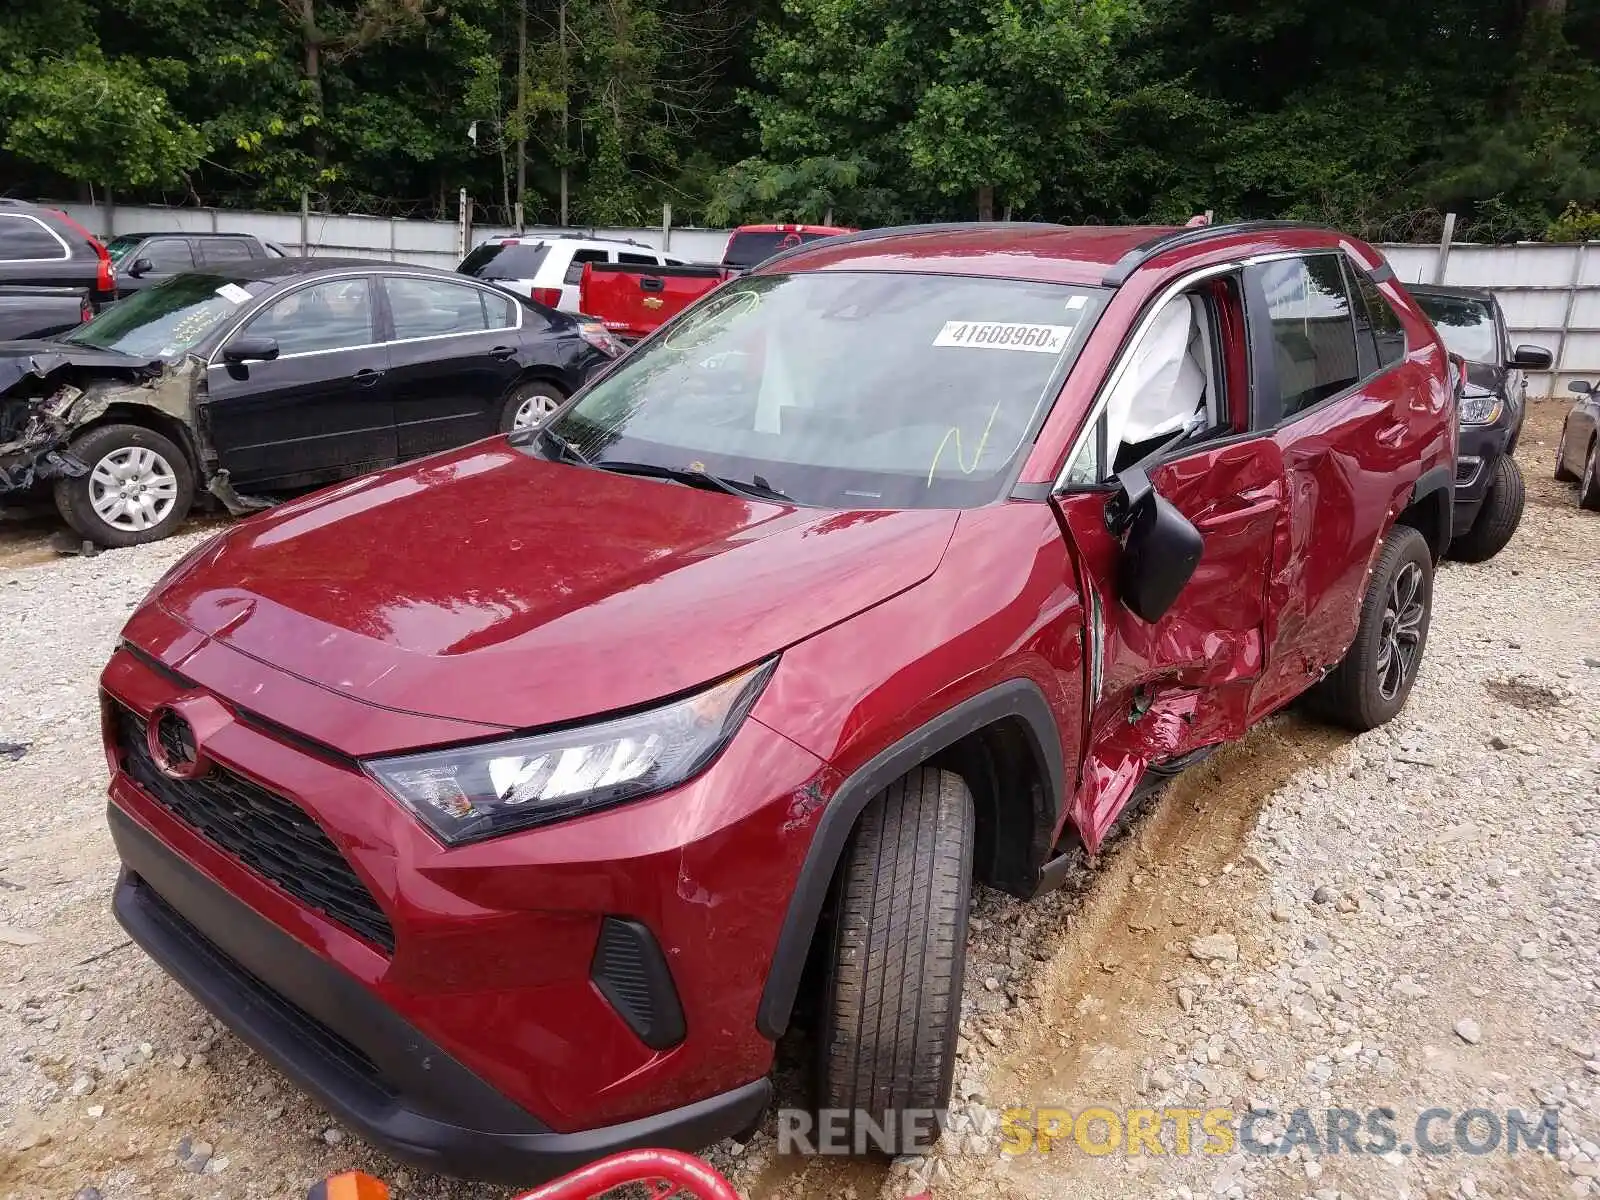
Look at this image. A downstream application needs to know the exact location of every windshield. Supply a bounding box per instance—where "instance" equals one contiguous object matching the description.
[542,271,1107,508]
[1413,292,1499,364]
[459,240,550,280]
[104,235,143,266]
[63,273,270,359]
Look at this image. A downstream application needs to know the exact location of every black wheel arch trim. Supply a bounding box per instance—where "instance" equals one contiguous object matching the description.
[754,677,1064,1041]
[1407,463,1455,553]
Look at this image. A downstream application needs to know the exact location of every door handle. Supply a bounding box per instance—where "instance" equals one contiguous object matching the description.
[1377,421,1407,447]
[352,368,385,387]
[490,345,517,361]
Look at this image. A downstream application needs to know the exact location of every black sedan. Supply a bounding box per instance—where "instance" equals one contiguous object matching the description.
[0,258,622,546]
[1407,284,1552,561]
[1556,378,1600,510]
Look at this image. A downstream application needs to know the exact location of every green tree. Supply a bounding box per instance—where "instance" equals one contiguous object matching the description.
[0,50,206,190]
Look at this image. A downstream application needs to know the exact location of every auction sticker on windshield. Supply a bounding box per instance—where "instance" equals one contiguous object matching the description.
[934,321,1073,353]
[215,283,253,305]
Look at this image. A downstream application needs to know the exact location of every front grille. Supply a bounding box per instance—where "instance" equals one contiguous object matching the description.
[113,704,395,953]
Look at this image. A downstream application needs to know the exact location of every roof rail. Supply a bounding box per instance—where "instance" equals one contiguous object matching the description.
[1099,220,1329,287]
[753,220,1069,272]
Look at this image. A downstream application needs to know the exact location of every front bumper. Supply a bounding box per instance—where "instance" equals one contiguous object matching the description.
[1452,418,1517,529]
[110,806,771,1183]
[101,630,827,1182]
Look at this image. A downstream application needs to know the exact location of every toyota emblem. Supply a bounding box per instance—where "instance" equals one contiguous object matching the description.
[149,706,208,780]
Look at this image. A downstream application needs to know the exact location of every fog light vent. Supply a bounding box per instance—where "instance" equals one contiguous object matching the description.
[590,917,686,1050]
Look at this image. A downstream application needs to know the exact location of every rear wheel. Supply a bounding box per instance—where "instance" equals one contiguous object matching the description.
[54,423,194,548]
[1581,440,1600,512]
[1309,525,1432,731]
[1448,455,1524,562]
[817,768,974,1156]
[498,380,565,434]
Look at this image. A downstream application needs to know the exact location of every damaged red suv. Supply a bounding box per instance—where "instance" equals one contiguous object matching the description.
[101,222,1456,1182]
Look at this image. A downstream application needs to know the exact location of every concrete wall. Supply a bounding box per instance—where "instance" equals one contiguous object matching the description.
[47,200,735,271]
[1378,241,1599,397]
[38,202,1600,396]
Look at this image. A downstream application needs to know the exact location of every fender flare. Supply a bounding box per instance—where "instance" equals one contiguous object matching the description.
[754,677,1064,1040]
[1408,463,1455,554]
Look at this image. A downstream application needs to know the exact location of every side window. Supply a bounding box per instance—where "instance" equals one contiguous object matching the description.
[618,252,657,265]
[0,214,68,261]
[1100,287,1230,475]
[201,238,252,264]
[384,275,493,340]
[142,239,196,271]
[563,249,609,286]
[1346,261,1406,373]
[241,278,375,355]
[480,287,515,330]
[1261,255,1359,419]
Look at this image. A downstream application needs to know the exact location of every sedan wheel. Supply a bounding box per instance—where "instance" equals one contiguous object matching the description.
[500,382,566,434]
[54,423,195,548]
[89,446,180,533]
[1581,441,1600,511]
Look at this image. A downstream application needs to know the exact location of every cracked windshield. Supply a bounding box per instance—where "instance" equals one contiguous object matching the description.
[544,271,1106,508]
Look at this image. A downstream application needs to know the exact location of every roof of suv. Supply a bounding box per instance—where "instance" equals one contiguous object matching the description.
[113,230,261,241]
[756,221,1361,288]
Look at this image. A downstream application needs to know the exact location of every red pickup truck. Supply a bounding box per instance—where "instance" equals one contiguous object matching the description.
[579,223,854,341]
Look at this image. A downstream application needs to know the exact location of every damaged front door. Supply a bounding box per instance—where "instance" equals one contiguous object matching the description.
[202,276,396,488]
[1051,268,1289,851]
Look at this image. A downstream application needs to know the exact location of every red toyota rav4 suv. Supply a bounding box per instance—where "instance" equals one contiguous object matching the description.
[100,222,1456,1182]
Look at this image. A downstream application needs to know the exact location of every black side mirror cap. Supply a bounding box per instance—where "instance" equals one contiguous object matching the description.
[1509,344,1553,371]
[1570,380,1595,395]
[128,257,154,278]
[223,335,280,364]
[1111,482,1204,623]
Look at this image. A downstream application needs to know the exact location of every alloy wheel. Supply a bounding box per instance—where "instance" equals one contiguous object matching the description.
[512,391,561,430]
[1375,561,1424,702]
[88,446,179,533]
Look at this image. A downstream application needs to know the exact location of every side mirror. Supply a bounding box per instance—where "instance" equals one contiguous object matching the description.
[1509,344,1553,371]
[223,335,280,364]
[1569,380,1594,395]
[1108,470,1204,623]
[128,257,154,278]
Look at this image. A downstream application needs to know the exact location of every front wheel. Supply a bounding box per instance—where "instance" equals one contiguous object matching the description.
[1308,525,1433,731]
[1554,421,1580,482]
[1448,455,1524,563]
[54,423,194,548]
[1581,440,1600,512]
[817,768,974,1156]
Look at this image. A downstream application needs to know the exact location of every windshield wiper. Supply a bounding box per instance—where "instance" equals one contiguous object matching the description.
[591,459,793,503]
[522,423,589,465]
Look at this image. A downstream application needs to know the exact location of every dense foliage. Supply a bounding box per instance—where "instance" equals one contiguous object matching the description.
[0,0,1596,240]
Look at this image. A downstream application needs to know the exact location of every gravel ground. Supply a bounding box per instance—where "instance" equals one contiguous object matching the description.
[1,400,1597,1200]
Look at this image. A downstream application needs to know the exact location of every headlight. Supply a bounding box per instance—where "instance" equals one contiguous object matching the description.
[364,659,776,845]
[1459,388,1503,426]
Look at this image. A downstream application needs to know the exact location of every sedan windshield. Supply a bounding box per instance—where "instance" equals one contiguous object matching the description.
[63,274,270,359]
[1413,293,1498,364]
[543,271,1107,508]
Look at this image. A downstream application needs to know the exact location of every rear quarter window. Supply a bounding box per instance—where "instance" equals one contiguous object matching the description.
[459,241,550,280]
[0,214,69,261]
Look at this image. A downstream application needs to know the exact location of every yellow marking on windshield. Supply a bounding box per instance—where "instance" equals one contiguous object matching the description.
[926,401,1003,487]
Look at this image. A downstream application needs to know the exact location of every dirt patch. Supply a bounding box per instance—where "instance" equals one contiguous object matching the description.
[1484,677,1566,712]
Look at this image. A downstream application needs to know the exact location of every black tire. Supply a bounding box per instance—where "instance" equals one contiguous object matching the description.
[817,767,974,1156]
[1447,455,1525,562]
[1308,525,1433,732]
[53,423,194,548]
[1581,439,1600,512]
[1554,421,1579,482]
[498,380,566,434]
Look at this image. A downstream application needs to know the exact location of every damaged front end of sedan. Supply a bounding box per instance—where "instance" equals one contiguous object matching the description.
[0,348,196,500]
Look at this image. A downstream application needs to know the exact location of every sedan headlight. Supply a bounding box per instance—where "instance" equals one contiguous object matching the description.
[365,659,776,845]
[1459,387,1503,426]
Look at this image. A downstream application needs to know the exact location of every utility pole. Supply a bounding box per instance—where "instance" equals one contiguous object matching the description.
[516,0,528,228]
[559,0,570,226]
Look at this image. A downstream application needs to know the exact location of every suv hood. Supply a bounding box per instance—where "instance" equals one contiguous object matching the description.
[155,442,957,732]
